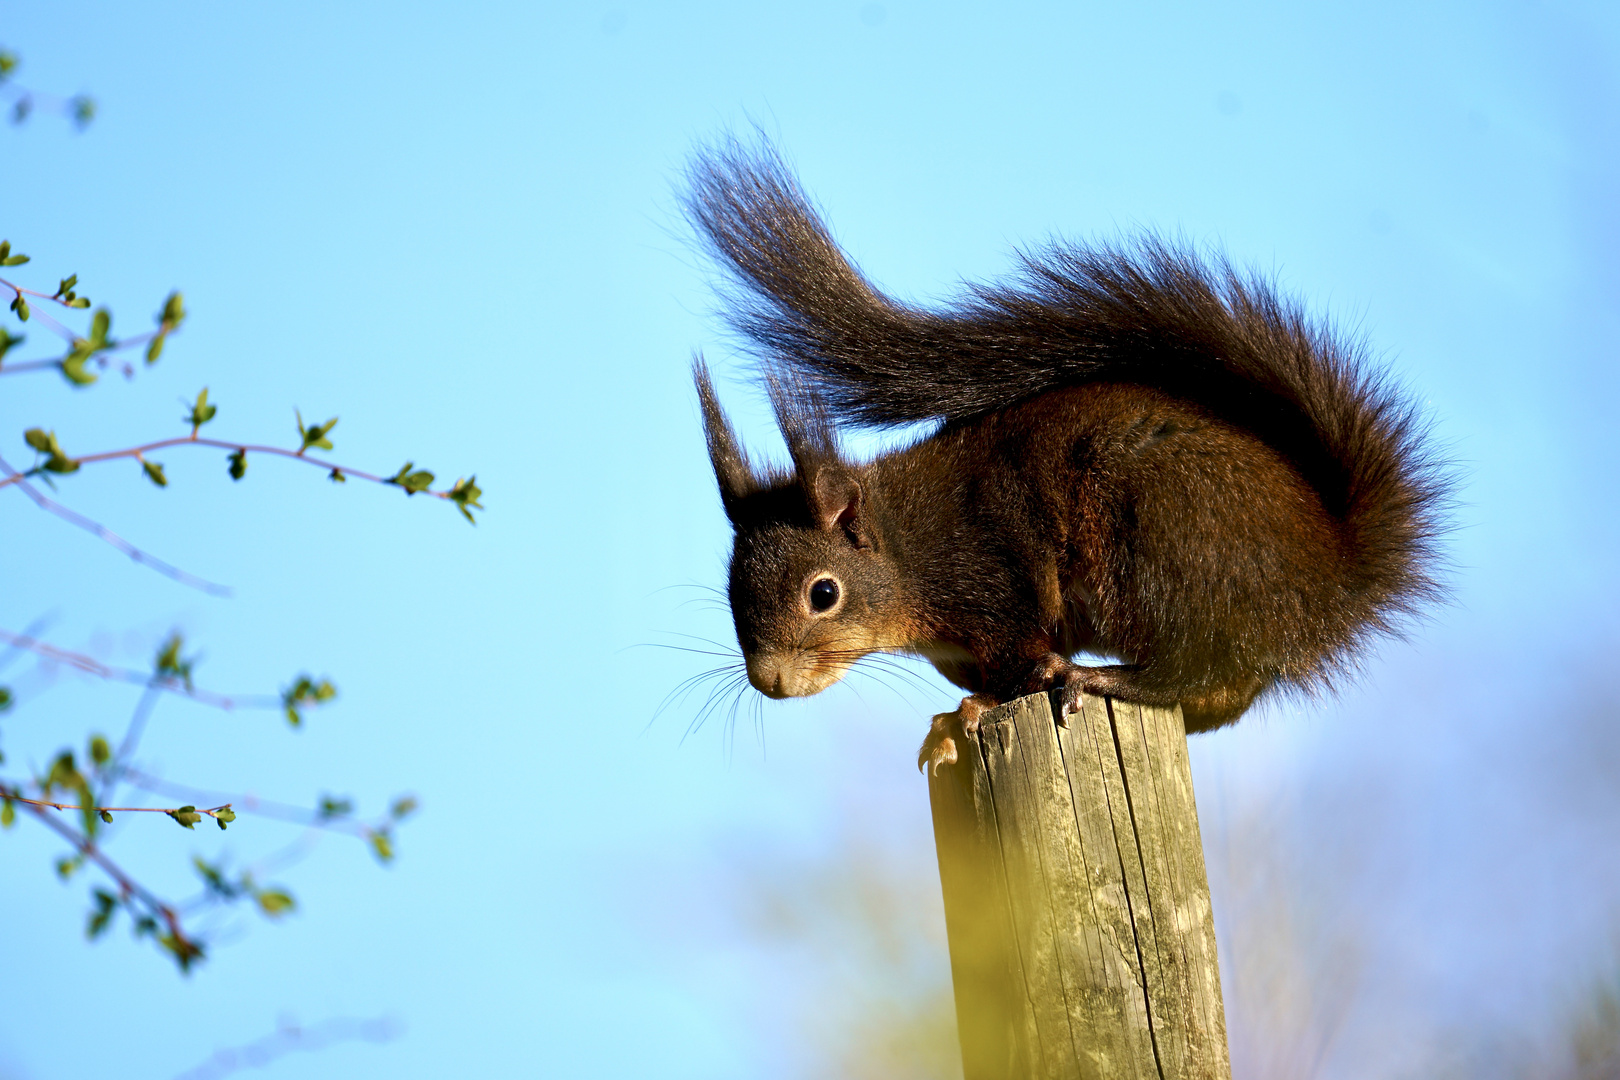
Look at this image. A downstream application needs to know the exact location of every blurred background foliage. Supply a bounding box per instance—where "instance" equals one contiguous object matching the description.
[3,1,1618,1078]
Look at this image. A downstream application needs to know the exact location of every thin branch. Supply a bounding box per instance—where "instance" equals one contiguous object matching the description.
[3,434,445,494]
[172,1015,403,1080]
[0,322,169,376]
[0,629,278,710]
[0,613,54,675]
[106,682,164,804]
[0,451,232,595]
[0,77,94,131]
[0,357,61,373]
[123,769,390,839]
[0,780,193,947]
[1,434,479,523]
[2,790,233,822]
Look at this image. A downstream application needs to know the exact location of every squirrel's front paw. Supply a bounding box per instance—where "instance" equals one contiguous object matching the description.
[917,711,961,775]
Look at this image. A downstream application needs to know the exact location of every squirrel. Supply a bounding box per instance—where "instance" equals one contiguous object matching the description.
[684,139,1447,773]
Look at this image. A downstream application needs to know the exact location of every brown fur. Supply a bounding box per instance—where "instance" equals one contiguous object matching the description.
[687,139,1448,753]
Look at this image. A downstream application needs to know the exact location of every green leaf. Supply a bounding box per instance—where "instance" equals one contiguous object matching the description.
[141,460,167,488]
[0,52,14,79]
[328,467,346,482]
[215,806,236,830]
[318,795,353,820]
[10,294,28,321]
[193,856,230,894]
[227,448,247,480]
[448,476,483,523]
[0,254,29,268]
[146,332,165,364]
[159,291,185,330]
[69,95,95,129]
[158,932,204,973]
[89,734,111,766]
[67,296,90,309]
[88,308,110,346]
[55,274,78,298]
[45,751,86,796]
[386,462,434,495]
[390,795,419,820]
[1,797,13,828]
[30,428,83,473]
[185,387,217,428]
[155,633,194,688]
[59,351,98,386]
[56,855,82,879]
[99,809,113,824]
[295,410,338,453]
[0,685,12,710]
[0,327,22,362]
[281,675,336,727]
[369,830,394,863]
[87,890,118,939]
[168,805,202,829]
[255,890,296,918]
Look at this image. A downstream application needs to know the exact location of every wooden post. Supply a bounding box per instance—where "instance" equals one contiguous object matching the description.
[927,691,1230,1080]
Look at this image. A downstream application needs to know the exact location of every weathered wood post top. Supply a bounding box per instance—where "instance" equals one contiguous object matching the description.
[927,691,1230,1080]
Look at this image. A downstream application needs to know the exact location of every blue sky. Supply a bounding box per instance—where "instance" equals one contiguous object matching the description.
[2,2,1617,1077]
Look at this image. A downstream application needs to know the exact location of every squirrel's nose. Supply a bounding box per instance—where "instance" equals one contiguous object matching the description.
[746,655,793,698]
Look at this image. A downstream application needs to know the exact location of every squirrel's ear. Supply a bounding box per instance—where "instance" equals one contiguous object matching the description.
[766,366,839,481]
[810,466,868,546]
[694,357,754,522]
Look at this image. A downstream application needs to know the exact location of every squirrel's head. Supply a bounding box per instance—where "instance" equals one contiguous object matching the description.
[695,359,908,699]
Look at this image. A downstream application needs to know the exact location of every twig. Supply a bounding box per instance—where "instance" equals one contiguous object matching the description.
[172,1015,402,1080]
[0,272,90,334]
[123,770,381,837]
[0,629,277,709]
[2,434,449,496]
[0,451,232,595]
[0,76,94,132]
[108,683,163,802]
[2,790,233,822]
[0,781,195,950]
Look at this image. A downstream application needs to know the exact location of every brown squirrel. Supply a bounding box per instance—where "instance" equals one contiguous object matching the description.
[685,140,1447,772]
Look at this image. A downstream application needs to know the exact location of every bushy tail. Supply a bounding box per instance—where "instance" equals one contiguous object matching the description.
[686,138,1449,626]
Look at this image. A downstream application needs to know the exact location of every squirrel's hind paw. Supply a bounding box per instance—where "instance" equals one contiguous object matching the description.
[1020,654,1142,721]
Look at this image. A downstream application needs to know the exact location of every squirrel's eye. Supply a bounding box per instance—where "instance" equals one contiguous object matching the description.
[809,577,840,612]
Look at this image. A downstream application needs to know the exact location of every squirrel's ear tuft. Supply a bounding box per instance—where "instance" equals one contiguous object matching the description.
[810,465,868,547]
[694,356,756,522]
[765,366,839,478]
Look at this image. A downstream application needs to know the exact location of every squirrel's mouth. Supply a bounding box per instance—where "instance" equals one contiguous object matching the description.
[745,651,851,699]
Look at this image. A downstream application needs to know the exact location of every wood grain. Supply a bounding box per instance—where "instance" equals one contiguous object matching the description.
[928,692,1231,1080]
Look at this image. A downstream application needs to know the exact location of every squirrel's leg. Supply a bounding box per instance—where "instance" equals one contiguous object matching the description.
[1019,653,1266,731]
[917,693,999,775]
[1016,654,1169,722]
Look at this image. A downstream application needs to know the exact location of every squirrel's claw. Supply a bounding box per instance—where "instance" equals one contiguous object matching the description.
[920,696,998,774]
[918,711,962,774]
[1019,653,1143,724]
